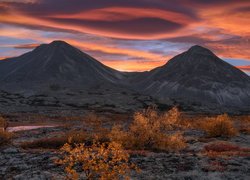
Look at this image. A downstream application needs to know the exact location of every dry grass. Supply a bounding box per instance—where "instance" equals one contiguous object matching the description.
[109,107,187,152]
[199,114,237,138]
[203,141,250,157]
[21,131,88,149]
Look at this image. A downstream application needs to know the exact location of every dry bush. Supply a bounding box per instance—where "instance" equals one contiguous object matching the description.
[154,132,186,152]
[200,114,237,138]
[109,107,186,152]
[56,141,138,180]
[0,130,13,146]
[203,141,250,157]
[238,115,250,135]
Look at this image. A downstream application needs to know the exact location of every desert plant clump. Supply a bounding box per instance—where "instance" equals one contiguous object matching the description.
[56,141,138,180]
[109,107,187,152]
[201,114,237,138]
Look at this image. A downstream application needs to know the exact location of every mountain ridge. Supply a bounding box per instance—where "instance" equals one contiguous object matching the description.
[0,40,249,113]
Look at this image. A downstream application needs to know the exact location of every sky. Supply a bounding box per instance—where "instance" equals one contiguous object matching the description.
[0,0,249,74]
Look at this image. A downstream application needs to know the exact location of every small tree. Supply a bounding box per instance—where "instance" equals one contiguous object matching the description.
[56,141,138,180]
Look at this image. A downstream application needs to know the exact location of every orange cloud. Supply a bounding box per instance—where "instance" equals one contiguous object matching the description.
[0,56,11,60]
[50,7,194,25]
[64,39,166,62]
[14,43,39,49]
[102,60,166,72]
[0,4,195,40]
[206,42,250,61]
[237,65,250,71]
[198,3,250,37]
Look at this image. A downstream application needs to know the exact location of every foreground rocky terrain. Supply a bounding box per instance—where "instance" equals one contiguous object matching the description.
[0,113,249,180]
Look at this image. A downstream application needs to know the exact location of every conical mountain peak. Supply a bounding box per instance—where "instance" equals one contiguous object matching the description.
[32,40,74,54]
[49,40,71,47]
[187,45,215,56]
[0,40,123,84]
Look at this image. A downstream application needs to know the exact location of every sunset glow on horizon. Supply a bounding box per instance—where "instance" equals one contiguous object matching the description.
[0,0,249,73]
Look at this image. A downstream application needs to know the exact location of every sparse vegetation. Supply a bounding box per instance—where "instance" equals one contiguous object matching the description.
[199,114,237,138]
[109,107,187,152]
[56,141,138,180]
[203,141,250,157]
[21,131,87,149]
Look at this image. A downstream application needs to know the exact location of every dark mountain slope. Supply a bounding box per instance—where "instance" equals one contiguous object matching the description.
[131,45,250,112]
[0,41,124,90]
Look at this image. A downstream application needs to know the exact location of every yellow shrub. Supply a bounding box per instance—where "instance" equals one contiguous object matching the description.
[156,132,187,152]
[109,124,129,147]
[201,114,237,137]
[56,141,138,180]
[109,107,186,151]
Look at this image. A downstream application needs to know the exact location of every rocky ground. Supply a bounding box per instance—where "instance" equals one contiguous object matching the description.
[0,88,156,115]
[0,117,249,180]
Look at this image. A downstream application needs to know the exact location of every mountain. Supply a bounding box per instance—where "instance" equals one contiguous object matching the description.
[131,45,250,113]
[0,41,249,113]
[0,40,124,91]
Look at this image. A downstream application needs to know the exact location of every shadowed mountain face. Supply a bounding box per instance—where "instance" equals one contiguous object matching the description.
[132,45,250,111]
[0,41,250,113]
[0,41,124,90]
